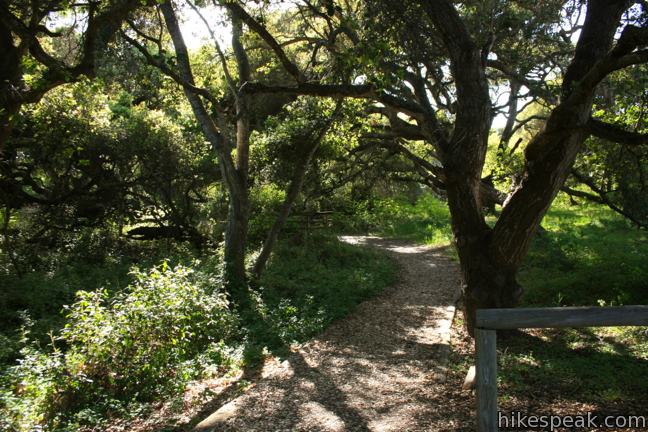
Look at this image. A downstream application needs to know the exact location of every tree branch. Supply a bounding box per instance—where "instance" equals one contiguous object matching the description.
[120,30,220,108]
[224,2,304,83]
[419,0,476,58]
[569,49,648,104]
[159,1,241,197]
[570,170,648,228]
[587,118,648,145]
[242,82,425,117]
[566,23,648,104]
[186,0,237,98]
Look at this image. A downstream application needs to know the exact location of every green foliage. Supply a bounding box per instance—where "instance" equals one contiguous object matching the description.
[247,183,286,244]
[519,194,648,307]
[250,97,347,186]
[499,326,648,406]
[570,64,648,227]
[3,1,647,428]
[61,263,237,395]
[2,81,221,273]
[356,193,453,246]
[0,254,133,363]
[0,262,238,431]
[0,231,205,362]
[248,97,368,243]
[495,195,648,408]
[0,232,399,431]
[249,293,326,346]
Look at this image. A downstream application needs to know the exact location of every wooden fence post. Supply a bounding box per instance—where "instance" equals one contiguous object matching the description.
[473,306,648,430]
[476,328,498,432]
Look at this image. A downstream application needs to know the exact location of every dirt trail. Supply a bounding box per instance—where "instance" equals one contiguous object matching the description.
[195,236,462,432]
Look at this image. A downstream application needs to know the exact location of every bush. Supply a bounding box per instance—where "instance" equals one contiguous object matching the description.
[0,262,239,431]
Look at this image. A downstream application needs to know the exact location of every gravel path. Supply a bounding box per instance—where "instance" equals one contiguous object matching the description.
[194,236,462,432]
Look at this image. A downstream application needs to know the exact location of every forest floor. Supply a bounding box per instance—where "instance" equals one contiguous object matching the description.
[191,235,465,432]
[109,233,647,432]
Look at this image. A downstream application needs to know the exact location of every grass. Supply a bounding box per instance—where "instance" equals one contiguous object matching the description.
[498,326,648,407]
[520,195,648,307]
[3,190,646,429]
[261,233,397,327]
[502,194,648,407]
[358,193,454,247]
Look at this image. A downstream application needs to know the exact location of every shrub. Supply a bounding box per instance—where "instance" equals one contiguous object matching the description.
[0,262,238,431]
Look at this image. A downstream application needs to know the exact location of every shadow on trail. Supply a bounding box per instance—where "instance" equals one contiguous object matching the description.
[178,236,462,431]
[178,297,372,432]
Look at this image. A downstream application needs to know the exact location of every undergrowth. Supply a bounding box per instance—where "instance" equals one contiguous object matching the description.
[506,194,648,406]
[251,233,398,352]
[520,194,648,307]
[357,194,453,246]
[0,233,397,432]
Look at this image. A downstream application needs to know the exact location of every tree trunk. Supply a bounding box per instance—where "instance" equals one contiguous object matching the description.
[252,104,341,279]
[222,13,252,299]
[423,7,503,335]
[444,165,524,335]
[251,165,306,280]
[457,0,630,334]
[498,79,521,150]
[161,2,253,298]
[423,0,632,335]
[223,191,249,296]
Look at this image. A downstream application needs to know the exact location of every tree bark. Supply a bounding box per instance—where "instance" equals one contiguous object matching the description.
[424,0,633,334]
[223,192,249,293]
[490,0,630,271]
[221,12,253,295]
[251,152,312,280]
[160,2,250,295]
[499,79,521,150]
[421,0,507,334]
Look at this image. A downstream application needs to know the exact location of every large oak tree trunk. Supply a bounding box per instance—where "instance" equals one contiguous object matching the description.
[445,173,523,334]
[426,10,511,334]
[426,0,631,335]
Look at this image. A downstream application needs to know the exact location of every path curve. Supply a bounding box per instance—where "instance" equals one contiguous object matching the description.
[195,236,461,432]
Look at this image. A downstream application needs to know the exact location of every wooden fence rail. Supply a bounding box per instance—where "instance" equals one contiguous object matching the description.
[474,305,648,432]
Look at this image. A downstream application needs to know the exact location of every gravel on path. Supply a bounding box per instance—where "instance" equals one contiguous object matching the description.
[194,236,462,432]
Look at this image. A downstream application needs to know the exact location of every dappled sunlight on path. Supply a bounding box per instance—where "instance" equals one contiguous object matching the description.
[194,236,461,432]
